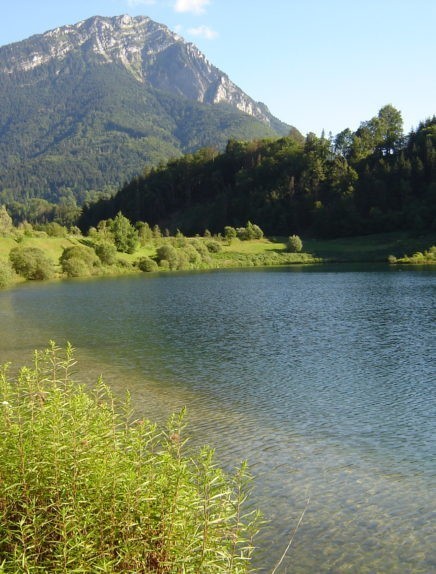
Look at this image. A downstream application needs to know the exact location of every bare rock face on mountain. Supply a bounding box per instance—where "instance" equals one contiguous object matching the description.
[0,15,299,202]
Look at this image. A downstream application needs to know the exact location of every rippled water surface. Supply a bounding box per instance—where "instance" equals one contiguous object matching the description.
[1,266,435,573]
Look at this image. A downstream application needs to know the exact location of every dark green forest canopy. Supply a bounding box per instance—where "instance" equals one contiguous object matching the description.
[0,62,293,208]
[79,107,436,238]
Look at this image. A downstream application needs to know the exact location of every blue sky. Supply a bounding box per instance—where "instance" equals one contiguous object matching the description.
[1,0,435,137]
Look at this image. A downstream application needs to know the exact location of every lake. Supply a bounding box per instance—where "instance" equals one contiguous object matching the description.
[0,265,435,573]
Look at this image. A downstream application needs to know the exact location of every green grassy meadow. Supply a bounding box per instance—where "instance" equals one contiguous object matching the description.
[1,230,435,291]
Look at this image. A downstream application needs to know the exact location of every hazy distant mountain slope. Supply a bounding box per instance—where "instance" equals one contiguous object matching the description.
[0,15,299,202]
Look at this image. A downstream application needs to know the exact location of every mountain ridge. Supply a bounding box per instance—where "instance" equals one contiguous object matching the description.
[0,15,299,204]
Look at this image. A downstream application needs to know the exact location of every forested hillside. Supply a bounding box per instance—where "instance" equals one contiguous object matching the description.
[79,106,436,237]
[0,15,295,208]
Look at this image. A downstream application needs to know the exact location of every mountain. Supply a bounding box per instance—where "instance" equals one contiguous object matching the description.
[0,15,300,204]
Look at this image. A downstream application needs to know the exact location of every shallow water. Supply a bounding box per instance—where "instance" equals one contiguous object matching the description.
[1,266,435,572]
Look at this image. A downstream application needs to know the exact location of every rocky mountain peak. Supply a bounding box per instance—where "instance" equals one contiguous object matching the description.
[0,15,281,127]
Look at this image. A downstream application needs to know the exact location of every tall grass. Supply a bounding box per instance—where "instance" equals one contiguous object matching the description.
[0,343,260,573]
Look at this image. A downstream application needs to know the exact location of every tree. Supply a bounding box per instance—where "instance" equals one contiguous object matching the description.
[334,128,354,159]
[136,221,153,245]
[0,205,13,235]
[287,235,303,253]
[223,226,237,242]
[376,104,404,156]
[110,212,139,254]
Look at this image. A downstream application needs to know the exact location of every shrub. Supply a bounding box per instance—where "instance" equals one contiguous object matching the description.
[61,257,93,277]
[0,261,15,288]
[246,221,264,240]
[0,344,260,572]
[136,221,153,245]
[206,240,222,253]
[236,222,264,241]
[18,221,34,237]
[0,205,13,235]
[9,246,55,280]
[137,256,159,272]
[287,234,303,253]
[224,226,237,242]
[176,249,190,270]
[156,244,179,270]
[94,242,117,265]
[183,245,202,265]
[60,245,101,277]
[159,259,170,270]
[42,222,68,237]
[236,226,249,241]
[189,238,209,258]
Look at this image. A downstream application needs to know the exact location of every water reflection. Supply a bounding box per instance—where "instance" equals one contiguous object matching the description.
[0,266,435,572]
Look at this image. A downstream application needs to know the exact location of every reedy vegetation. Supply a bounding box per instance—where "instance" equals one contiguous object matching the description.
[0,343,260,573]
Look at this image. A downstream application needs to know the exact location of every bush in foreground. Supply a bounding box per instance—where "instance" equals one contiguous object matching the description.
[0,344,259,573]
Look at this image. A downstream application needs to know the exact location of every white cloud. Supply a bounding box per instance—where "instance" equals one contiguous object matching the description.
[174,0,210,15]
[187,25,218,39]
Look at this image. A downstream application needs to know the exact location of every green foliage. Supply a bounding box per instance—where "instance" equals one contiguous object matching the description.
[246,222,264,240]
[80,110,436,240]
[156,244,180,270]
[0,205,13,235]
[224,226,237,241]
[390,245,436,264]
[206,240,222,253]
[60,245,101,277]
[136,221,153,245]
[0,260,15,288]
[235,222,264,241]
[110,212,139,254]
[287,235,303,253]
[36,221,68,237]
[0,343,260,572]
[9,246,55,280]
[136,256,159,272]
[94,242,118,265]
[0,27,291,206]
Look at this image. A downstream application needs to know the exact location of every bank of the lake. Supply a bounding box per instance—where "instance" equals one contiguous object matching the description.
[1,230,435,291]
[0,265,434,573]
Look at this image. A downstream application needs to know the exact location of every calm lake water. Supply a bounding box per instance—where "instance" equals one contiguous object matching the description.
[1,266,435,573]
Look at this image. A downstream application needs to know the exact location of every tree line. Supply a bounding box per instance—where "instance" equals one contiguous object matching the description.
[79,106,436,237]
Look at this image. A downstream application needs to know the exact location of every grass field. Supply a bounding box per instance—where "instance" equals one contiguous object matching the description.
[0,235,78,265]
[296,232,436,262]
[1,230,435,290]
[219,232,436,263]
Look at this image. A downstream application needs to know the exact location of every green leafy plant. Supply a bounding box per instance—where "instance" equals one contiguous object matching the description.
[60,245,101,277]
[0,343,260,573]
[136,255,159,272]
[94,242,118,265]
[0,260,15,288]
[287,235,303,253]
[9,246,55,280]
